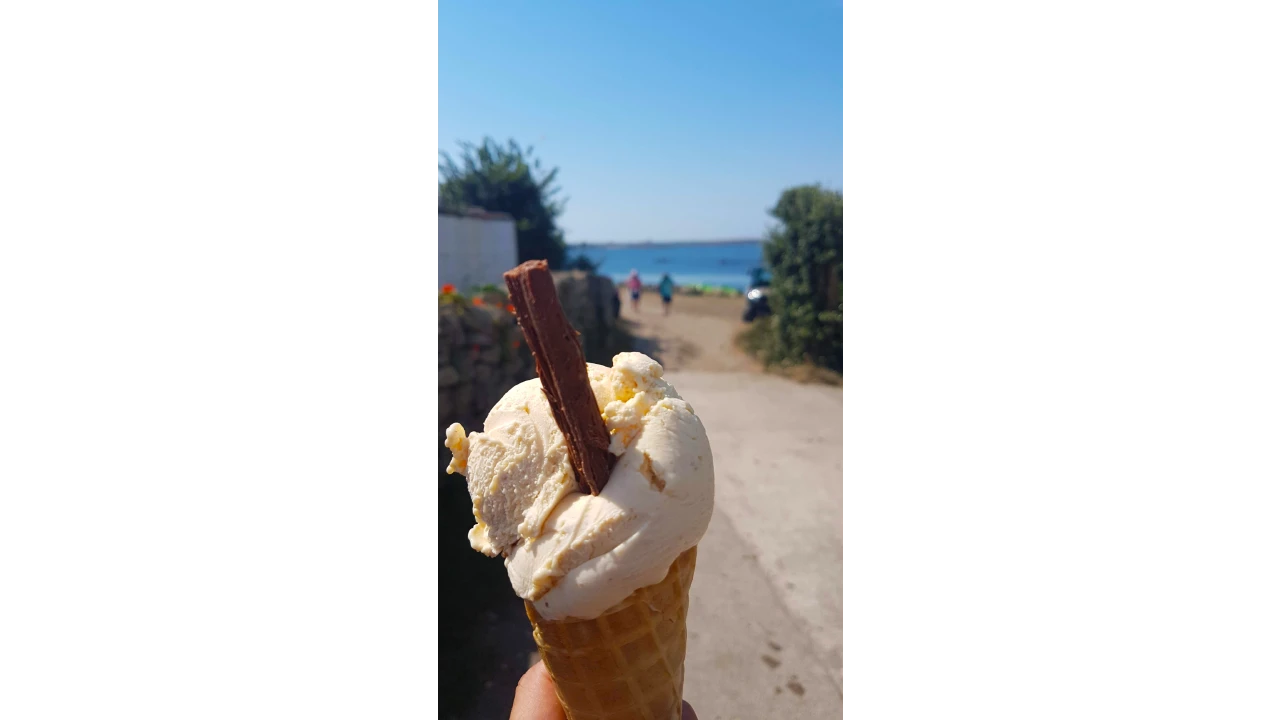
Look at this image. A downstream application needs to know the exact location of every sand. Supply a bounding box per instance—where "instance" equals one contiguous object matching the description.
[618,291,762,373]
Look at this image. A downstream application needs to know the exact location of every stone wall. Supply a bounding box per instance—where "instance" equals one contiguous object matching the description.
[548,270,624,366]
[438,273,624,471]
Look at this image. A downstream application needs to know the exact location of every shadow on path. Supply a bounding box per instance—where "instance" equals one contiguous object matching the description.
[618,292,761,374]
[618,317,664,366]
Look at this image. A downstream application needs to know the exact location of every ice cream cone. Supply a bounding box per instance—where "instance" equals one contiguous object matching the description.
[525,546,698,720]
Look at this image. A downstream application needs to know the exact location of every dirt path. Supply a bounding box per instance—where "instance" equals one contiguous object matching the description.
[618,290,761,373]
[622,291,844,717]
[670,371,844,718]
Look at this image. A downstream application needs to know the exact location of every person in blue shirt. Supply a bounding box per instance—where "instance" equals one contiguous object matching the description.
[659,273,675,316]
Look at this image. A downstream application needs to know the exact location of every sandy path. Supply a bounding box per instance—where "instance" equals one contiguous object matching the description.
[622,291,844,716]
[671,371,845,717]
[618,291,761,373]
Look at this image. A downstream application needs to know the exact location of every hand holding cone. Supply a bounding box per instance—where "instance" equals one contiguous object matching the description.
[526,548,697,720]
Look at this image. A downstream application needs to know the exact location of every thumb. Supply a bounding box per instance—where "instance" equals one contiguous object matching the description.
[509,661,565,720]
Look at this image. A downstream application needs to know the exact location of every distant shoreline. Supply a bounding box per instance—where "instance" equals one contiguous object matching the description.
[573,238,762,249]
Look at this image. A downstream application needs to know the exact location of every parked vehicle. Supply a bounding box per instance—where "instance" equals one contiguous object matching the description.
[743,267,773,322]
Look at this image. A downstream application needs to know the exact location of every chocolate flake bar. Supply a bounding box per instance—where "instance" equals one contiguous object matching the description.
[504,260,615,494]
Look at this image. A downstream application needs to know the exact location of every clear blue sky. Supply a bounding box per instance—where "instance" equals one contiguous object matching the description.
[439,0,843,243]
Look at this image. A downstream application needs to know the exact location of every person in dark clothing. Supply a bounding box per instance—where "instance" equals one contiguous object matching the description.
[659,273,675,316]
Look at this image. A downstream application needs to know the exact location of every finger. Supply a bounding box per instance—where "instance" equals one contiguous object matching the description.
[682,700,699,720]
[509,661,566,720]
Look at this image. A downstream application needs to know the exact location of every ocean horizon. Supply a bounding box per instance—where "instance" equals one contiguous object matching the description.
[573,239,764,291]
[573,237,761,248]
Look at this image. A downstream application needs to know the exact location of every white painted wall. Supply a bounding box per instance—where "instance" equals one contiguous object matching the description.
[438,213,518,291]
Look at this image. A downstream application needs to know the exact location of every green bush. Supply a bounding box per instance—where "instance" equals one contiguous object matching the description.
[759,185,842,372]
[439,138,568,269]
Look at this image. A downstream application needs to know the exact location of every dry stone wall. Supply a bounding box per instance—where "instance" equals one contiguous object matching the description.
[437,273,623,472]
[548,270,623,366]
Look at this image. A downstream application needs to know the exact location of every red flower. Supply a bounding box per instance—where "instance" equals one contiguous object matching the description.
[441,283,456,294]
[505,304,516,314]
[472,296,485,306]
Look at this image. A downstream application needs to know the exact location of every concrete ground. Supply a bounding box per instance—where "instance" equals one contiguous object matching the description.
[619,293,845,718]
[668,371,844,720]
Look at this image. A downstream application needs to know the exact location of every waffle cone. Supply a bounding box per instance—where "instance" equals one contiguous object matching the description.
[525,546,698,720]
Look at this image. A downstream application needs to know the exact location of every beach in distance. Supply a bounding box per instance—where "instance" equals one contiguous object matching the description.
[574,239,764,291]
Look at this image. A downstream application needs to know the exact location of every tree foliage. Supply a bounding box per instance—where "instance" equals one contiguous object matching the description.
[564,253,600,272]
[760,184,843,372]
[439,138,567,269]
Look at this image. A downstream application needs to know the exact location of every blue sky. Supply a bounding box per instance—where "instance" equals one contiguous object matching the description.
[439,1,842,243]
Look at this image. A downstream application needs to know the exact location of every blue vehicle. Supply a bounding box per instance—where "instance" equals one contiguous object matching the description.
[743,267,772,322]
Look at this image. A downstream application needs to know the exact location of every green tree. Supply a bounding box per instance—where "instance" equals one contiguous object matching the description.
[439,138,567,269]
[761,184,843,371]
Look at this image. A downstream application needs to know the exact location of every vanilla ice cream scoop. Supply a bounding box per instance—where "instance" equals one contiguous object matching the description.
[445,352,714,620]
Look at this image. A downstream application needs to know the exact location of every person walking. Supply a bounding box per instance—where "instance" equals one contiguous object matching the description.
[626,269,642,313]
[659,272,675,316]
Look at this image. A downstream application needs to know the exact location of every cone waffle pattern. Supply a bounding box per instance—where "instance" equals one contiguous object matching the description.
[525,547,698,720]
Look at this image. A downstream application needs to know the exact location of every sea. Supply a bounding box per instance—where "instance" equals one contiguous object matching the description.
[574,240,764,291]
